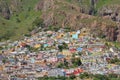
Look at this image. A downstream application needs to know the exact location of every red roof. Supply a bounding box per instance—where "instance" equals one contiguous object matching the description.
[73,68,84,75]
[69,48,76,53]
[87,48,93,51]
[65,68,84,76]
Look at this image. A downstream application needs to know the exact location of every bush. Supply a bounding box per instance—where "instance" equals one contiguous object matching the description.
[79,72,90,79]
[28,27,34,31]
[38,76,67,80]
[53,27,60,32]
[47,34,52,37]
[16,18,21,23]
[0,46,3,50]
[109,58,120,64]
[67,0,72,2]
[2,58,7,64]
[24,33,31,37]
[32,17,44,27]
[2,30,15,40]
[69,74,76,79]
[93,74,109,80]
[108,74,118,78]
[57,62,64,68]
[71,58,82,67]
[58,45,64,51]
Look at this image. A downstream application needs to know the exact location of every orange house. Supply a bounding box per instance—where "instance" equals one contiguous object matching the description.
[57,33,65,39]
[0,65,4,71]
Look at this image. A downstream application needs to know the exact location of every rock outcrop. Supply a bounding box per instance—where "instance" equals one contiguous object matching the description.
[117,24,120,42]
[0,0,22,19]
[99,5,120,22]
[34,0,120,42]
[0,0,10,19]
[98,5,120,42]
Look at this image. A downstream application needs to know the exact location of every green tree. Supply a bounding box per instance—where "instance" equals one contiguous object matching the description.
[57,76,66,80]
[57,62,64,68]
[108,74,118,79]
[72,58,82,67]
[2,30,15,40]
[2,58,7,64]
[79,72,90,79]
[32,17,44,27]
[62,42,68,49]
[69,74,76,80]
[58,45,64,51]
[16,18,21,23]
[109,58,120,64]
[93,74,109,80]
[40,44,44,51]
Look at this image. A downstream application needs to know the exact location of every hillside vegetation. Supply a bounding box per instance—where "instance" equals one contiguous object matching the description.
[0,0,41,41]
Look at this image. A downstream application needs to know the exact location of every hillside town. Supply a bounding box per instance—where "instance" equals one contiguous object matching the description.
[0,28,120,80]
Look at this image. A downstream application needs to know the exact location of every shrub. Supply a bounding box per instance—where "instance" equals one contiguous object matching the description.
[16,18,21,23]
[2,30,15,40]
[79,72,90,79]
[93,74,109,80]
[32,17,44,27]
[69,74,76,79]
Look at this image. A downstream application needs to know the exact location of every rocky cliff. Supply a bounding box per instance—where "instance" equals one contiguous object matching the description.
[0,0,22,19]
[34,0,119,42]
[0,0,10,19]
[98,5,120,42]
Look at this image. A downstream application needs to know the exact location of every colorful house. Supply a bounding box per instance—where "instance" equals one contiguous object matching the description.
[57,54,65,59]
[0,65,3,71]
[47,57,58,62]
[62,50,72,56]
[72,33,78,39]
[69,48,76,53]
[34,44,41,48]
[44,44,49,48]
[31,57,35,63]
[57,33,65,39]
[77,47,83,52]
[73,68,84,75]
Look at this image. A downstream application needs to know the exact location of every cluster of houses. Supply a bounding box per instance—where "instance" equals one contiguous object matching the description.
[0,28,120,80]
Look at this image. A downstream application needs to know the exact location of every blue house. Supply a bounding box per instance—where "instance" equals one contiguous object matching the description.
[57,54,65,59]
[72,34,78,39]
[77,47,83,52]
[44,44,48,48]
[31,58,35,63]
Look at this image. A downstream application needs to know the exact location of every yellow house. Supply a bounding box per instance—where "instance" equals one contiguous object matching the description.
[62,49,72,56]
[57,33,65,39]
[34,44,41,49]
[26,39,31,43]
[24,56,29,60]
[78,33,86,38]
